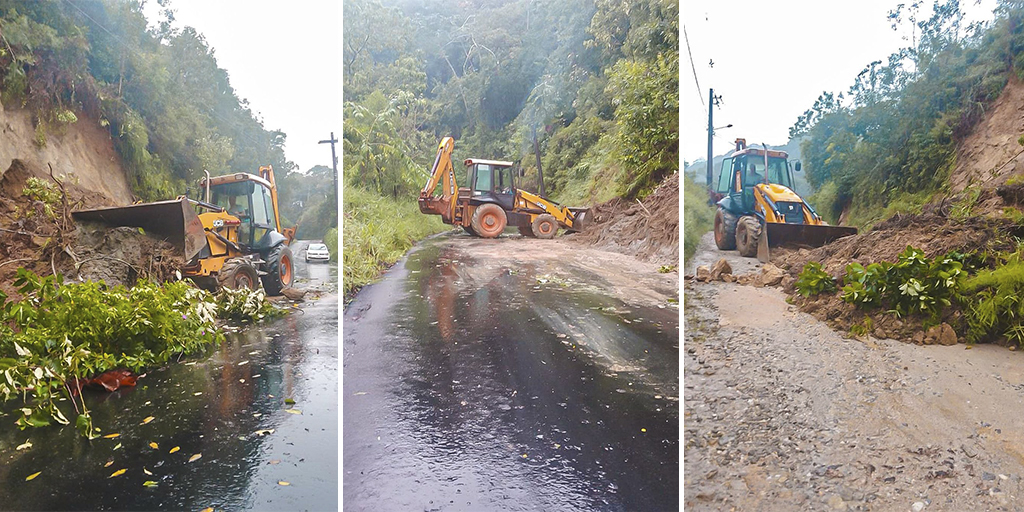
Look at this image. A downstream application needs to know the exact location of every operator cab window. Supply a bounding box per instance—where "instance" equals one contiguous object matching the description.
[473,164,493,193]
[766,157,792,189]
[496,166,514,194]
[716,157,733,194]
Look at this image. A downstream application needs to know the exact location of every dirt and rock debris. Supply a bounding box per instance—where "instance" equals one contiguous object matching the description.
[0,158,165,298]
[569,171,678,265]
[685,282,1024,511]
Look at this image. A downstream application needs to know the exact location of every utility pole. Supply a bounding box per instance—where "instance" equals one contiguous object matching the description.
[706,89,724,204]
[706,88,714,192]
[319,132,338,204]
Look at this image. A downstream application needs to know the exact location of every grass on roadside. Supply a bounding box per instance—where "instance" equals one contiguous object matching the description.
[343,185,448,297]
[683,173,715,264]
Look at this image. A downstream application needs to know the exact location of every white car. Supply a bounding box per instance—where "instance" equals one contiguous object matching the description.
[305,242,330,263]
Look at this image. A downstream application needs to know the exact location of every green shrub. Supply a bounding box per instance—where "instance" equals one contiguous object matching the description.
[795,261,836,297]
[323,228,338,263]
[23,177,61,219]
[839,246,964,319]
[0,268,283,436]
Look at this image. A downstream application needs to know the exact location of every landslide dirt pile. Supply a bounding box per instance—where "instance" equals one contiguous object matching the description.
[0,112,166,296]
[766,77,1024,341]
[570,172,679,264]
[68,225,182,288]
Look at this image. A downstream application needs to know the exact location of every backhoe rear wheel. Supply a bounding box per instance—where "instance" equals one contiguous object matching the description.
[261,243,294,296]
[736,216,762,258]
[531,214,558,239]
[471,204,507,238]
[218,258,260,291]
[713,208,738,250]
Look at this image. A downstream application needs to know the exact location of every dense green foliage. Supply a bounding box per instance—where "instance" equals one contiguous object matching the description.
[791,0,1024,228]
[683,172,714,263]
[0,0,299,200]
[839,247,965,318]
[794,262,837,297]
[0,268,280,436]
[342,186,447,297]
[277,165,337,241]
[323,228,338,263]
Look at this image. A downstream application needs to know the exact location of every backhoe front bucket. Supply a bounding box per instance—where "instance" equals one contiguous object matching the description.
[758,222,858,263]
[71,198,208,261]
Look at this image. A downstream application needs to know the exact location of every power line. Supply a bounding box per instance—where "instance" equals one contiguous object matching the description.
[683,25,706,115]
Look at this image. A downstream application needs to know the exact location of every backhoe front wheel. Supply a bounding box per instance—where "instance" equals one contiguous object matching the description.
[736,216,762,258]
[218,258,260,290]
[531,214,558,239]
[714,208,738,250]
[262,244,294,296]
[471,204,507,238]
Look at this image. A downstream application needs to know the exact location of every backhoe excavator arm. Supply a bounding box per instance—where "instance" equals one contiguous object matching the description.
[418,136,458,223]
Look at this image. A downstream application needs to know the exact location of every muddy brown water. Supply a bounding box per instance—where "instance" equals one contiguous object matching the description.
[344,234,679,511]
[0,240,338,511]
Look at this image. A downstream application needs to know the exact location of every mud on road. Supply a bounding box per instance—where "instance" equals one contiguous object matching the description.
[685,267,1024,511]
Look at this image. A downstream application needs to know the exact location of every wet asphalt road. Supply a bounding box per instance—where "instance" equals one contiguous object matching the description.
[0,240,338,511]
[343,235,679,511]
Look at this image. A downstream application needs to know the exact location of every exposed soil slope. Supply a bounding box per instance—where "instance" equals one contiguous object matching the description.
[0,102,138,296]
[570,172,679,265]
[951,76,1024,200]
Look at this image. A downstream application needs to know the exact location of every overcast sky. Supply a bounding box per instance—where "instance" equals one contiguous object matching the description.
[681,0,997,165]
[144,0,341,174]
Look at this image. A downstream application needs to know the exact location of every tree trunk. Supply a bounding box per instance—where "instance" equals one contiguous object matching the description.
[532,125,545,197]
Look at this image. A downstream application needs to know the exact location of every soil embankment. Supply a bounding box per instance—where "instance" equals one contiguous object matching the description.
[0,102,142,295]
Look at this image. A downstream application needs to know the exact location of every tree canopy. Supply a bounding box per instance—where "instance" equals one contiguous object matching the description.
[0,0,297,201]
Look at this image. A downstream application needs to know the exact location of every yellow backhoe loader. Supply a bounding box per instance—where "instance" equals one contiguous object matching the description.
[72,166,295,294]
[418,136,587,238]
[711,139,857,261]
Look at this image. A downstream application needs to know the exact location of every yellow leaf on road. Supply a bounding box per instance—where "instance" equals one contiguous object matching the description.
[188,453,202,463]
[25,471,40,481]
[16,441,31,451]
[142,480,158,487]
[109,468,127,478]
[169,446,180,454]
[200,508,213,512]
[284,409,301,415]
[103,433,120,439]
[278,481,290,486]
[143,468,153,476]
[104,461,114,468]
[140,416,154,425]
[149,442,158,449]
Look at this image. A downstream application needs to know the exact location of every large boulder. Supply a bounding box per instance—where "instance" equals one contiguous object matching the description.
[709,258,732,281]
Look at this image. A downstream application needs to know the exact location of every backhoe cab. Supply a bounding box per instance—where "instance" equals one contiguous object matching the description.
[712,138,856,260]
[418,137,587,239]
[72,166,295,294]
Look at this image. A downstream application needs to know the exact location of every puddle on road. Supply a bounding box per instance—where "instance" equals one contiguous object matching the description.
[367,240,679,511]
[0,257,338,511]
